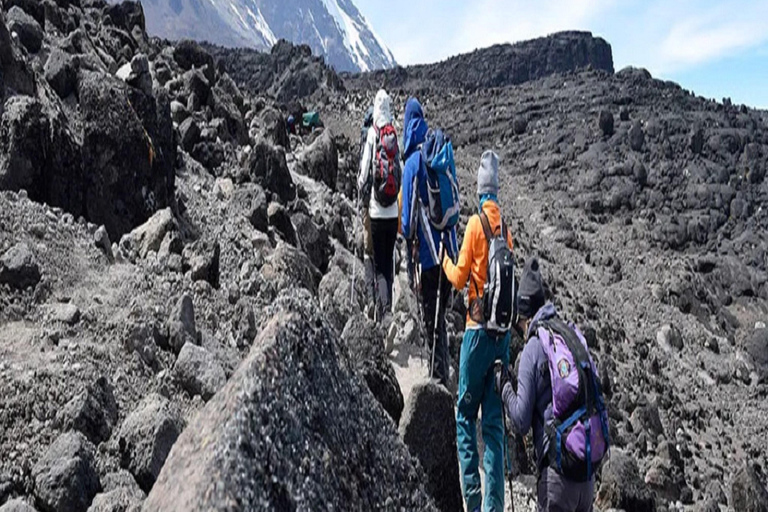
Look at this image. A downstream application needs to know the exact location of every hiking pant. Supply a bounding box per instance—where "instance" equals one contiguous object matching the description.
[457,328,510,512]
[537,468,594,512]
[370,217,398,315]
[421,265,451,387]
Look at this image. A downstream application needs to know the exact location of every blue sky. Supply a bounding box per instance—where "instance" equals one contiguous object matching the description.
[355,0,768,109]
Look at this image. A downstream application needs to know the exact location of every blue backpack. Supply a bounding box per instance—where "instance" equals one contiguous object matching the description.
[421,130,460,231]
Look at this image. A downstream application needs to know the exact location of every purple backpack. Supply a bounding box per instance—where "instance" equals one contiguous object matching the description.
[535,317,610,482]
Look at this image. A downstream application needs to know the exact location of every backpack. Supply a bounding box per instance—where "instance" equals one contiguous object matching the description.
[534,317,610,482]
[422,130,460,231]
[372,123,400,207]
[474,212,516,337]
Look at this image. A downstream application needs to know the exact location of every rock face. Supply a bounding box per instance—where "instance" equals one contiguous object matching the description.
[341,314,404,425]
[399,382,463,512]
[595,449,656,512]
[347,31,613,91]
[143,292,436,511]
[731,464,768,512]
[32,432,101,512]
[117,394,184,493]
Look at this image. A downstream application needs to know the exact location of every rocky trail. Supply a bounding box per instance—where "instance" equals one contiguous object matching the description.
[0,1,767,511]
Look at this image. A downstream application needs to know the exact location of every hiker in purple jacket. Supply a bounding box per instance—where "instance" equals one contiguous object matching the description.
[498,258,596,512]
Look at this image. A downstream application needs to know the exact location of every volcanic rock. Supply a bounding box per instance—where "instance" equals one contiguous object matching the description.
[117,393,184,493]
[341,314,404,425]
[292,212,331,273]
[54,376,119,446]
[241,141,295,203]
[0,499,37,512]
[599,110,615,137]
[267,202,296,246]
[143,291,436,511]
[399,382,462,512]
[732,463,768,512]
[0,242,40,289]
[44,48,77,99]
[32,432,101,512]
[173,40,216,84]
[173,342,226,400]
[295,128,338,190]
[6,6,42,54]
[231,184,268,233]
[595,449,656,512]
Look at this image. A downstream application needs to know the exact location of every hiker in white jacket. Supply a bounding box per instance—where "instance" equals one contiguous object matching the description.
[358,89,399,324]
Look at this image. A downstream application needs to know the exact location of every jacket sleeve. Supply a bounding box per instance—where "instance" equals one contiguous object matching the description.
[507,227,514,250]
[442,215,476,290]
[358,129,374,194]
[502,338,540,435]
[400,156,416,240]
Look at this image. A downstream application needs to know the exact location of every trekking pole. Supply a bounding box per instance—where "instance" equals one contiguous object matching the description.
[430,244,446,380]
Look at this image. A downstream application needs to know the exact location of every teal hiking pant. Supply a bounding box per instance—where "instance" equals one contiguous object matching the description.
[456,328,510,512]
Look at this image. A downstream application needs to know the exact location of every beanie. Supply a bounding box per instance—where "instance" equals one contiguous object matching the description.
[517,258,546,319]
[477,150,499,196]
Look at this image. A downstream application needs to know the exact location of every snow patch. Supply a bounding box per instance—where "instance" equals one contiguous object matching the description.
[320,0,371,71]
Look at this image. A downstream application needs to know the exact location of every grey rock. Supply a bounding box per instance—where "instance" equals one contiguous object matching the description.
[319,265,364,333]
[182,238,220,288]
[127,208,175,259]
[44,48,78,99]
[173,342,226,400]
[0,242,41,289]
[295,128,338,190]
[399,382,462,512]
[170,100,189,124]
[173,40,215,84]
[231,184,268,233]
[55,376,118,445]
[143,291,436,511]
[629,121,645,151]
[260,242,322,296]
[0,499,37,512]
[7,6,43,53]
[341,314,404,425]
[267,202,296,246]
[166,294,198,354]
[178,117,200,153]
[241,141,295,203]
[50,303,80,325]
[630,402,665,438]
[595,449,656,512]
[32,432,101,512]
[599,110,614,137]
[657,324,683,351]
[94,226,114,262]
[732,463,768,512]
[292,212,331,273]
[117,394,184,494]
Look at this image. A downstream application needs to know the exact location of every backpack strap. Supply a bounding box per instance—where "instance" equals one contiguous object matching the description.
[478,211,494,243]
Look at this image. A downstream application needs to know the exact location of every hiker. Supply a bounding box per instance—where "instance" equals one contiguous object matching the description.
[286,115,296,135]
[400,98,458,386]
[358,90,400,323]
[496,258,610,512]
[442,151,515,512]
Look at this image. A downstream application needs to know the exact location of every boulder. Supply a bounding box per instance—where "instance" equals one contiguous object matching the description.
[295,128,338,190]
[599,110,614,137]
[255,106,290,148]
[143,291,436,511]
[292,212,332,273]
[595,449,656,512]
[341,314,404,425]
[103,0,146,33]
[630,402,665,438]
[166,294,198,353]
[0,499,37,512]
[629,121,645,151]
[116,53,152,96]
[44,48,77,99]
[93,226,113,262]
[399,382,462,512]
[657,324,683,351]
[178,118,201,153]
[0,9,35,95]
[260,242,322,296]
[0,242,40,289]
[117,394,184,493]
[54,376,119,445]
[125,208,175,259]
[267,202,296,246]
[241,141,295,203]
[50,302,80,325]
[173,342,226,400]
[319,265,365,333]
[182,238,220,288]
[32,432,101,512]
[210,85,247,144]
[691,127,705,155]
[181,69,210,107]
[745,327,768,375]
[173,40,215,84]
[732,463,768,512]
[231,184,268,233]
[79,71,173,239]
[6,6,43,53]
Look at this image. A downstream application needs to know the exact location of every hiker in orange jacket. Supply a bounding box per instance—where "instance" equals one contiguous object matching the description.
[442,150,513,512]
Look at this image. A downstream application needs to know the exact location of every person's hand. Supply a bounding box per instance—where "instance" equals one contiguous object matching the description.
[493,361,512,396]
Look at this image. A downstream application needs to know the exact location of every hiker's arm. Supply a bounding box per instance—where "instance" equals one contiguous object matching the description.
[442,216,476,290]
[503,339,538,435]
[357,130,373,194]
[400,160,416,239]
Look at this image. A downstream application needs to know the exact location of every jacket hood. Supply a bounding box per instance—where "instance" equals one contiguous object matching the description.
[373,89,392,128]
[527,302,557,338]
[403,98,427,158]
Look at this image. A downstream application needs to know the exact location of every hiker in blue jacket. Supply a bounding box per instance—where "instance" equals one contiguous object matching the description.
[498,258,596,512]
[400,97,458,387]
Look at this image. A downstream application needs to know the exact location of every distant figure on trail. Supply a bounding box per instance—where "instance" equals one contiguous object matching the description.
[497,258,610,512]
[400,97,458,387]
[358,89,401,324]
[443,150,515,512]
[286,115,296,135]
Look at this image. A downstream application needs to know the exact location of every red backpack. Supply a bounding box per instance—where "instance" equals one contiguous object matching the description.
[372,124,400,207]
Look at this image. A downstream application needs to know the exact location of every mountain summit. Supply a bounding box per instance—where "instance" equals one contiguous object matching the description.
[137,0,397,72]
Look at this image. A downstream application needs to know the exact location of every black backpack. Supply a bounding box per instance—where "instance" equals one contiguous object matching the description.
[478,212,516,337]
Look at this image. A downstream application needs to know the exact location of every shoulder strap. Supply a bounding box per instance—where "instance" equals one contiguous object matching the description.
[478,212,493,243]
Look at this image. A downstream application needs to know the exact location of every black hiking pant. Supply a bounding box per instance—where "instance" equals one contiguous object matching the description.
[370,218,398,316]
[422,264,451,387]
